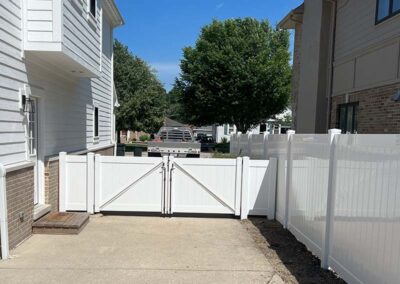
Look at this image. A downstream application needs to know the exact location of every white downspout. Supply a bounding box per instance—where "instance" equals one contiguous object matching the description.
[0,164,9,259]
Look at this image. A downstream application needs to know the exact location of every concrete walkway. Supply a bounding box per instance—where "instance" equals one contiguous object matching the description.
[0,216,283,283]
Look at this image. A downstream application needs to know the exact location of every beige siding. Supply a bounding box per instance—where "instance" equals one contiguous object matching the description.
[333,0,400,95]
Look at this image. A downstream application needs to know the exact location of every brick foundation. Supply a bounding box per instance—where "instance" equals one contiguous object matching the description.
[6,167,34,250]
[44,160,59,212]
[331,83,400,133]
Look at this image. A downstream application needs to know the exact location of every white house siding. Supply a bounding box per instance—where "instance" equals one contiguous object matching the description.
[333,0,400,95]
[0,0,116,166]
[0,0,28,165]
[26,0,54,42]
[89,14,113,148]
[62,0,101,73]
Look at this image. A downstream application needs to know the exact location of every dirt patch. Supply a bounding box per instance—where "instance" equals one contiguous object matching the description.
[242,217,346,284]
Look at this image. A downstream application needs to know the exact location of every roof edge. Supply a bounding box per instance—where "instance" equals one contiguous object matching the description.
[277,3,304,29]
[104,0,124,27]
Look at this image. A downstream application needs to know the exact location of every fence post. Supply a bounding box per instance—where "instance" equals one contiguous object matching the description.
[321,128,341,269]
[59,152,67,212]
[235,157,243,216]
[0,164,9,259]
[241,157,250,220]
[237,132,242,155]
[94,154,102,213]
[263,133,269,159]
[283,130,295,229]
[248,133,253,158]
[87,153,95,214]
[268,157,278,220]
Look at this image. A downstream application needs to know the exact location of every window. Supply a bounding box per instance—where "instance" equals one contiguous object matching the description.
[89,0,96,17]
[376,0,400,23]
[94,106,99,138]
[260,124,267,133]
[224,124,229,135]
[336,103,358,134]
[27,99,37,156]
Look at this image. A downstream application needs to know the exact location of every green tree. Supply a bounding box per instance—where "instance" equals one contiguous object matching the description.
[114,40,166,133]
[179,18,291,132]
[165,79,186,123]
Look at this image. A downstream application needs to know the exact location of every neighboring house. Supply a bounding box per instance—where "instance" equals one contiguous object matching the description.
[0,0,123,251]
[279,0,400,134]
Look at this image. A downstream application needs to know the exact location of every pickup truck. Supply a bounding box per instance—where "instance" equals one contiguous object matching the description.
[148,126,201,158]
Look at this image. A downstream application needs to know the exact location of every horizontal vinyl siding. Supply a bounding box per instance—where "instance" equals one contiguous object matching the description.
[62,0,100,72]
[335,0,400,61]
[89,15,113,147]
[0,0,28,165]
[26,0,53,42]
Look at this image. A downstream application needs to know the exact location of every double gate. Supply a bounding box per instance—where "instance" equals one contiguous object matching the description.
[59,153,277,219]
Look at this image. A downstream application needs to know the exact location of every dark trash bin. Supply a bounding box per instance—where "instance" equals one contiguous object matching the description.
[116,144,125,156]
[133,147,143,157]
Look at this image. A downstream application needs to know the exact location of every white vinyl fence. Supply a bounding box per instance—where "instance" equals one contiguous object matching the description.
[233,130,400,284]
[59,155,277,220]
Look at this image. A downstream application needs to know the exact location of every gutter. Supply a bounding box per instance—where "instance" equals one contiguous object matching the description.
[327,0,338,130]
[0,164,9,260]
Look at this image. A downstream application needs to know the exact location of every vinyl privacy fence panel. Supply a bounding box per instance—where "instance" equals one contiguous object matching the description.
[265,134,290,224]
[249,134,266,159]
[289,134,331,259]
[329,135,400,284]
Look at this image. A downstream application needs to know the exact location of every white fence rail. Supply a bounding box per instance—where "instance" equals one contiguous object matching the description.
[233,130,400,284]
[60,155,277,220]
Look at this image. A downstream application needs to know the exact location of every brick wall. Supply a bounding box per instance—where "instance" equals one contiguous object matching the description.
[44,160,59,212]
[331,82,400,133]
[43,145,114,213]
[6,167,34,250]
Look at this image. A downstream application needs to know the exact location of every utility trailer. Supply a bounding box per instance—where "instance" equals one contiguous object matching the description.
[148,126,201,158]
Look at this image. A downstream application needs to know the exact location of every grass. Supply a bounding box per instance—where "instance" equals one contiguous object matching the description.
[212,152,238,159]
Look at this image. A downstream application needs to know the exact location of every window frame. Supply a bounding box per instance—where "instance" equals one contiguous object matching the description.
[336,102,359,134]
[376,0,400,24]
[89,0,96,18]
[93,106,99,141]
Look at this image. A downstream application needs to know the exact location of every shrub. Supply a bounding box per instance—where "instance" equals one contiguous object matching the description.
[139,135,150,142]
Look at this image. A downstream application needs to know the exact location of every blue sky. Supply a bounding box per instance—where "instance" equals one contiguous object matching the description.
[114,0,303,91]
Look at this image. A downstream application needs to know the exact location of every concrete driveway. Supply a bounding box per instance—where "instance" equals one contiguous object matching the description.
[0,216,283,284]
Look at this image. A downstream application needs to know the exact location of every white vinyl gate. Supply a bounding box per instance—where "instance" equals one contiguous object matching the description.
[59,153,277,219]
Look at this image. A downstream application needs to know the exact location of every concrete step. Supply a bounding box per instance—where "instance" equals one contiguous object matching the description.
[32,212,89,235]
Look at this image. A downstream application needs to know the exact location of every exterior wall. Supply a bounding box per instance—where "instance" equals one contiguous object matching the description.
[0,0,29,165]
[94,146,114,156]
[330,82,400,133]
[62,0,101,72]
[332,0,400,96]
[0,1,116,167]
[295,0,333,133]
[291,23,302,131]
[6,167,34,249]
[26,0,54,42]
[44,159,59,212]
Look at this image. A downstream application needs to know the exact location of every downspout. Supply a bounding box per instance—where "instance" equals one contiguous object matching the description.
[327,0,338,130]
[0,164,9,260]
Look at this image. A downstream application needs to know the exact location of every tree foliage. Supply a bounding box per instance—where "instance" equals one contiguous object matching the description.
[165,79,186,123]
[114,40,166,133]
[178,18,291,132]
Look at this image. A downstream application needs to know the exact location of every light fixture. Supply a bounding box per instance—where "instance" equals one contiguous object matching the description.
[392,90,400,102]
[23,96,35,114]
